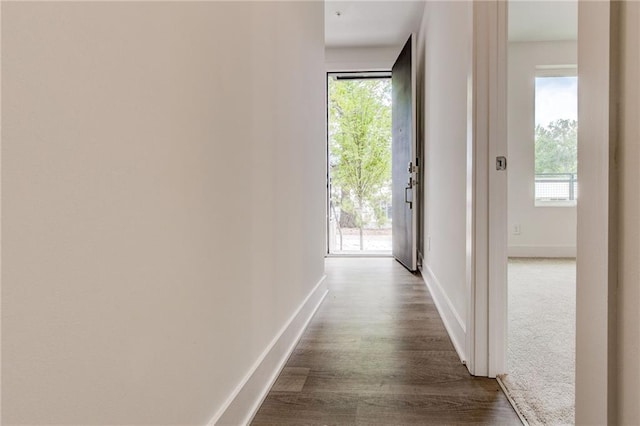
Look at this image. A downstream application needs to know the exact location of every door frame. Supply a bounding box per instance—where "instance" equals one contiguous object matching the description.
[486,0,509,379]
[477,0,618,422]
[324,71,393,257]
[466,0,508,378]
[574,1,618,423]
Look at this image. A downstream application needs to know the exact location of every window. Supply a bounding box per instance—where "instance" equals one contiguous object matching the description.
[534,73,578,206]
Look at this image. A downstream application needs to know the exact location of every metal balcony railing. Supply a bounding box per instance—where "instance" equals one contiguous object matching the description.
[535,173,578,201]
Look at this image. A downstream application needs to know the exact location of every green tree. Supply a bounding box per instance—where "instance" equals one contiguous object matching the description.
[329,78,392,250]
[535,118,578,174]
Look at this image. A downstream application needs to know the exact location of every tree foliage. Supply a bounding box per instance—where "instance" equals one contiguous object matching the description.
[329,78,392,249]
[535,119,578,174]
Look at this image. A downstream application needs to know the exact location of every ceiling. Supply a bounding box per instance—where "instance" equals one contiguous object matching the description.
[325,1,425,48]
[325,1,577,48]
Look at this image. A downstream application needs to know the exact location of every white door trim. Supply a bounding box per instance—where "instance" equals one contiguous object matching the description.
[466,0,508,378]
[467,0,489,377]
[487,0,508,378]
[575,1,617,423]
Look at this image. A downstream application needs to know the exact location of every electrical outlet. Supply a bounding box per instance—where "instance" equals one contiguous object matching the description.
[427,236,431,251]
[513,224,521,235]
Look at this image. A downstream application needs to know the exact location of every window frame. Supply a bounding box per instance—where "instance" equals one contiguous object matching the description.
[533,66,578,207]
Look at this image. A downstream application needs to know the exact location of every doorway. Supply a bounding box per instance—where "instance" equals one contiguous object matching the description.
[327,72,393,255]
[326,36,418,269]
[501,2,578,424]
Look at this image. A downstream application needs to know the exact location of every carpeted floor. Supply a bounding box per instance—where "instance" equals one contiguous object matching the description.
[502,258,576,425]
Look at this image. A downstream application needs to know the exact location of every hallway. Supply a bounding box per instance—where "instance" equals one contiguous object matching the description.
[252,258,520,424]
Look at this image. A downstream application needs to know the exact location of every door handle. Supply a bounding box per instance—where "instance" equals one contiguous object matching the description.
[404,186,413,209]
[404,177,413,209]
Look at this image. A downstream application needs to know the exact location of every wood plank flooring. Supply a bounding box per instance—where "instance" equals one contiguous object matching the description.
[251,258,520,425]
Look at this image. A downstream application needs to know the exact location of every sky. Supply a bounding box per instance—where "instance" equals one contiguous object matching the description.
[535,76,578,127]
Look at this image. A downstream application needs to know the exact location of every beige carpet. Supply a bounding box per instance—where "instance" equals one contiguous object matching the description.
[502,258,576,425]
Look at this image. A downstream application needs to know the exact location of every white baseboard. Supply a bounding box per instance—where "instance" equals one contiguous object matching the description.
[209,275,328,426]
[508,245,576,258]
[420,265,468,364]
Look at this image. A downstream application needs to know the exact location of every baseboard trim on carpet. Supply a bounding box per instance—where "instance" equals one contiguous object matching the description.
[420,265,467,364]
[497,375,529,426]
[209,275,328,426]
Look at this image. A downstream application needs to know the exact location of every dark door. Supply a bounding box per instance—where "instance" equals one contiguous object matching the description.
[392,35,417,271]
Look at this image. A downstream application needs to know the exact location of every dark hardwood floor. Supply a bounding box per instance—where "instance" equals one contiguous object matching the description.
[252,258,521,425]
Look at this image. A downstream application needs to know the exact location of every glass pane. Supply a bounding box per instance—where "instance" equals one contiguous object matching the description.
[534,76,578,202]
[327,76,392,253]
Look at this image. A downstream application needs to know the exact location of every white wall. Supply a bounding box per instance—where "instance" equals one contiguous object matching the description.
[418,1,472,361]
[325,46,401,72]
[507,41,577,257]
[616,1,640,422]
[1,2,325,425]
